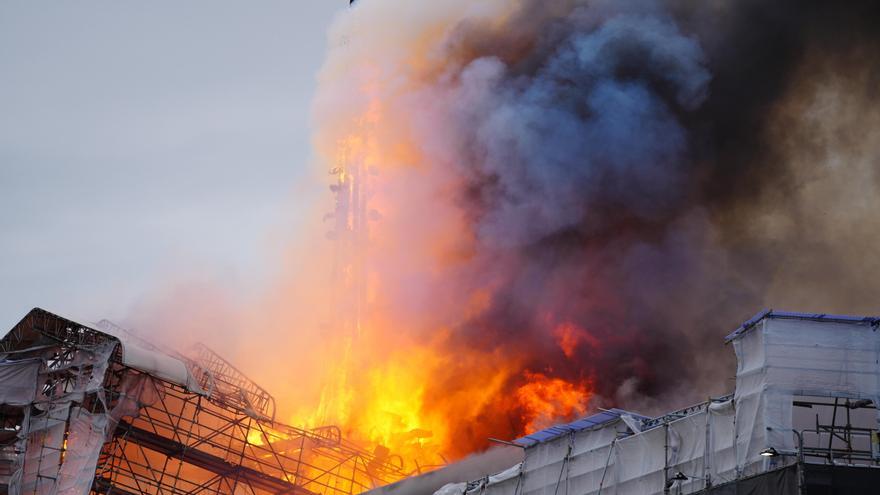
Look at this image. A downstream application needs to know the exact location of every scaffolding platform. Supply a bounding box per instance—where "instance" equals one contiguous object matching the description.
[0,308,406,495]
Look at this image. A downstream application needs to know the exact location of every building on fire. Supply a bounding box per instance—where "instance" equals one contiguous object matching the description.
[1,309,879,495]
[367,311,880,495]
[0,308,406,495]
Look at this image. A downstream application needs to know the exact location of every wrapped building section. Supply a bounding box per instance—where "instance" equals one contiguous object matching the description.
[0,308,409,495]
[367,311,880,495]
[488,402,736,495]
[729,312,880,469]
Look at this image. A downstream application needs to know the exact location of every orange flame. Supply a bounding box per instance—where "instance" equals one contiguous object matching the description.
[553,322,600,359]
[249,12,597,482]
[275,57,599,474]
[515,371,592,434]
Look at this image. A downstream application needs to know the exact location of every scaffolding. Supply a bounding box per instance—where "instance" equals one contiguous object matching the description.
[793,397,879,465]
[0,308,407,495]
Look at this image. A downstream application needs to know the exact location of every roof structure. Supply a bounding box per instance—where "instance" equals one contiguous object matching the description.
[514,408,650,447]
[724,309,880,342]
[94,319,207,394]
[0,307,409,495]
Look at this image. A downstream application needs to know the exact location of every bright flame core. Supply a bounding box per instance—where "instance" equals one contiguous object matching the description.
[255,0,602,479]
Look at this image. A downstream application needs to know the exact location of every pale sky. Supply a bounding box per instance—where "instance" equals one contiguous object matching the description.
[0,2,347,329]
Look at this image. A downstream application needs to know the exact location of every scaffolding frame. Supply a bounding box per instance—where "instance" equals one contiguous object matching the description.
[0,308,407,495]
[793,398,880,465]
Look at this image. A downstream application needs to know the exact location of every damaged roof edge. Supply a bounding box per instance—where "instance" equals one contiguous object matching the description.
[514,408,650,447]
[724,309,880,343]
[3,307,206,395]
[117,340,206,395]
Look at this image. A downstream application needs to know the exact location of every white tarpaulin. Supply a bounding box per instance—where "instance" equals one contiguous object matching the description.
[432,312,880,495]
[94,320,205,394]
[0,360,40,406]
[6,340,118,495]
[56,407,109,495]
[119,342,201,392]
[16,402,71,495]
[733,315,880,474]
[431,408,735,495]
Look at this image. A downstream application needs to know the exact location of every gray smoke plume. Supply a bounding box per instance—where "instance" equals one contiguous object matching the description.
[290,0,880,458]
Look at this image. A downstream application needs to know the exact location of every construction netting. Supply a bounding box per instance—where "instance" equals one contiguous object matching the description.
[440,401,737,495]
[431,312,880,495]
[5,341,117,495]
[2,308,412,495]
[732,316,880,471]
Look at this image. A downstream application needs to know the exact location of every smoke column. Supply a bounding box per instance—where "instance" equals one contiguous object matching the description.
[300,0,880,455]
[131,0,880,466]
[303,0,880,459]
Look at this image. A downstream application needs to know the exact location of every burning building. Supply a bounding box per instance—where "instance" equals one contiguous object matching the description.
[367,310,880,494]
[3,1,879,494]
[0,308,411,495]
[300,0,880,470]
[2,308,877,495]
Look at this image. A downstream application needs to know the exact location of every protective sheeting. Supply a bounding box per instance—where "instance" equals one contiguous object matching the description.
[70,341,117,402]
[434,483,467,495]
[4,407,29,495]
[1,316,181,495]
[505,404,735,495]
[118,341,203,393]
[430,311,880,495]
[518,412,622,494]
[16,402,70,495]
[706,399,736,485]
[109,373,163,424]
[457,464,523,494]
[648,461,880,494]
[7,340,118,495]
[427,404,738,495]
[95,320,205,395]
[732,314,880,474]
[373,446,524,495]
[0,359,40,406]
[56,407,109,495]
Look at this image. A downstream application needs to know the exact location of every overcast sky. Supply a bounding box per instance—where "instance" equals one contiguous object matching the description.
[0,2,346,329]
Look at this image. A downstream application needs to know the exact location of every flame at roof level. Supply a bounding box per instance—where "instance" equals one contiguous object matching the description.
[364,310,880,495]
[0,308,409,495]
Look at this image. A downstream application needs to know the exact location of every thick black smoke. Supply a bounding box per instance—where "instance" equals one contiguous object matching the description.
[408,0,880,449]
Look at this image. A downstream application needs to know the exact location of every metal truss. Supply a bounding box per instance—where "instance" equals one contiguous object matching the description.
[0,308,407,495]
